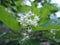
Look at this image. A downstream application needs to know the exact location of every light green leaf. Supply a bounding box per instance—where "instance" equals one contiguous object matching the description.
[0,5,20,31]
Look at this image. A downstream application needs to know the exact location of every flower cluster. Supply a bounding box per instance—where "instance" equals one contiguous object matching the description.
[50,29,56,39]
[17,11,40,27]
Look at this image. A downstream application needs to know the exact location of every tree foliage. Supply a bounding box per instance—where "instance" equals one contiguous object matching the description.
[0,0,60,45]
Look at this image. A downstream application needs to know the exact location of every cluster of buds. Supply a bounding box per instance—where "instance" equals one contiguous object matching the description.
[17,11,40,27]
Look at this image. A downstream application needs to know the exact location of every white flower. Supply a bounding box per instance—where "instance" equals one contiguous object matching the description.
[17,13,24,17]
[26,11,34,17]
[32,21,38,26]
[22,33,27,36]
[28,11,32,14]
[34,16,40,21]
[37,2,42,8]
[27,28,32,33]
[22,24,27,26]
[22,0,31,6]
[21,36,29,41]
[17,13,21,16]
[50,29,54,33]
[28,19,32,22]
[50,29,56,35]
[25,1,31,6]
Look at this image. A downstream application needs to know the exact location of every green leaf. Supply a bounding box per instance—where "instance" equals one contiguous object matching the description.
[0,5,20,31]
[31,3,40,15]
[17,5,31,13]
[39,3,59,24]
[15,0,23,6]
[55,30,60,39]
